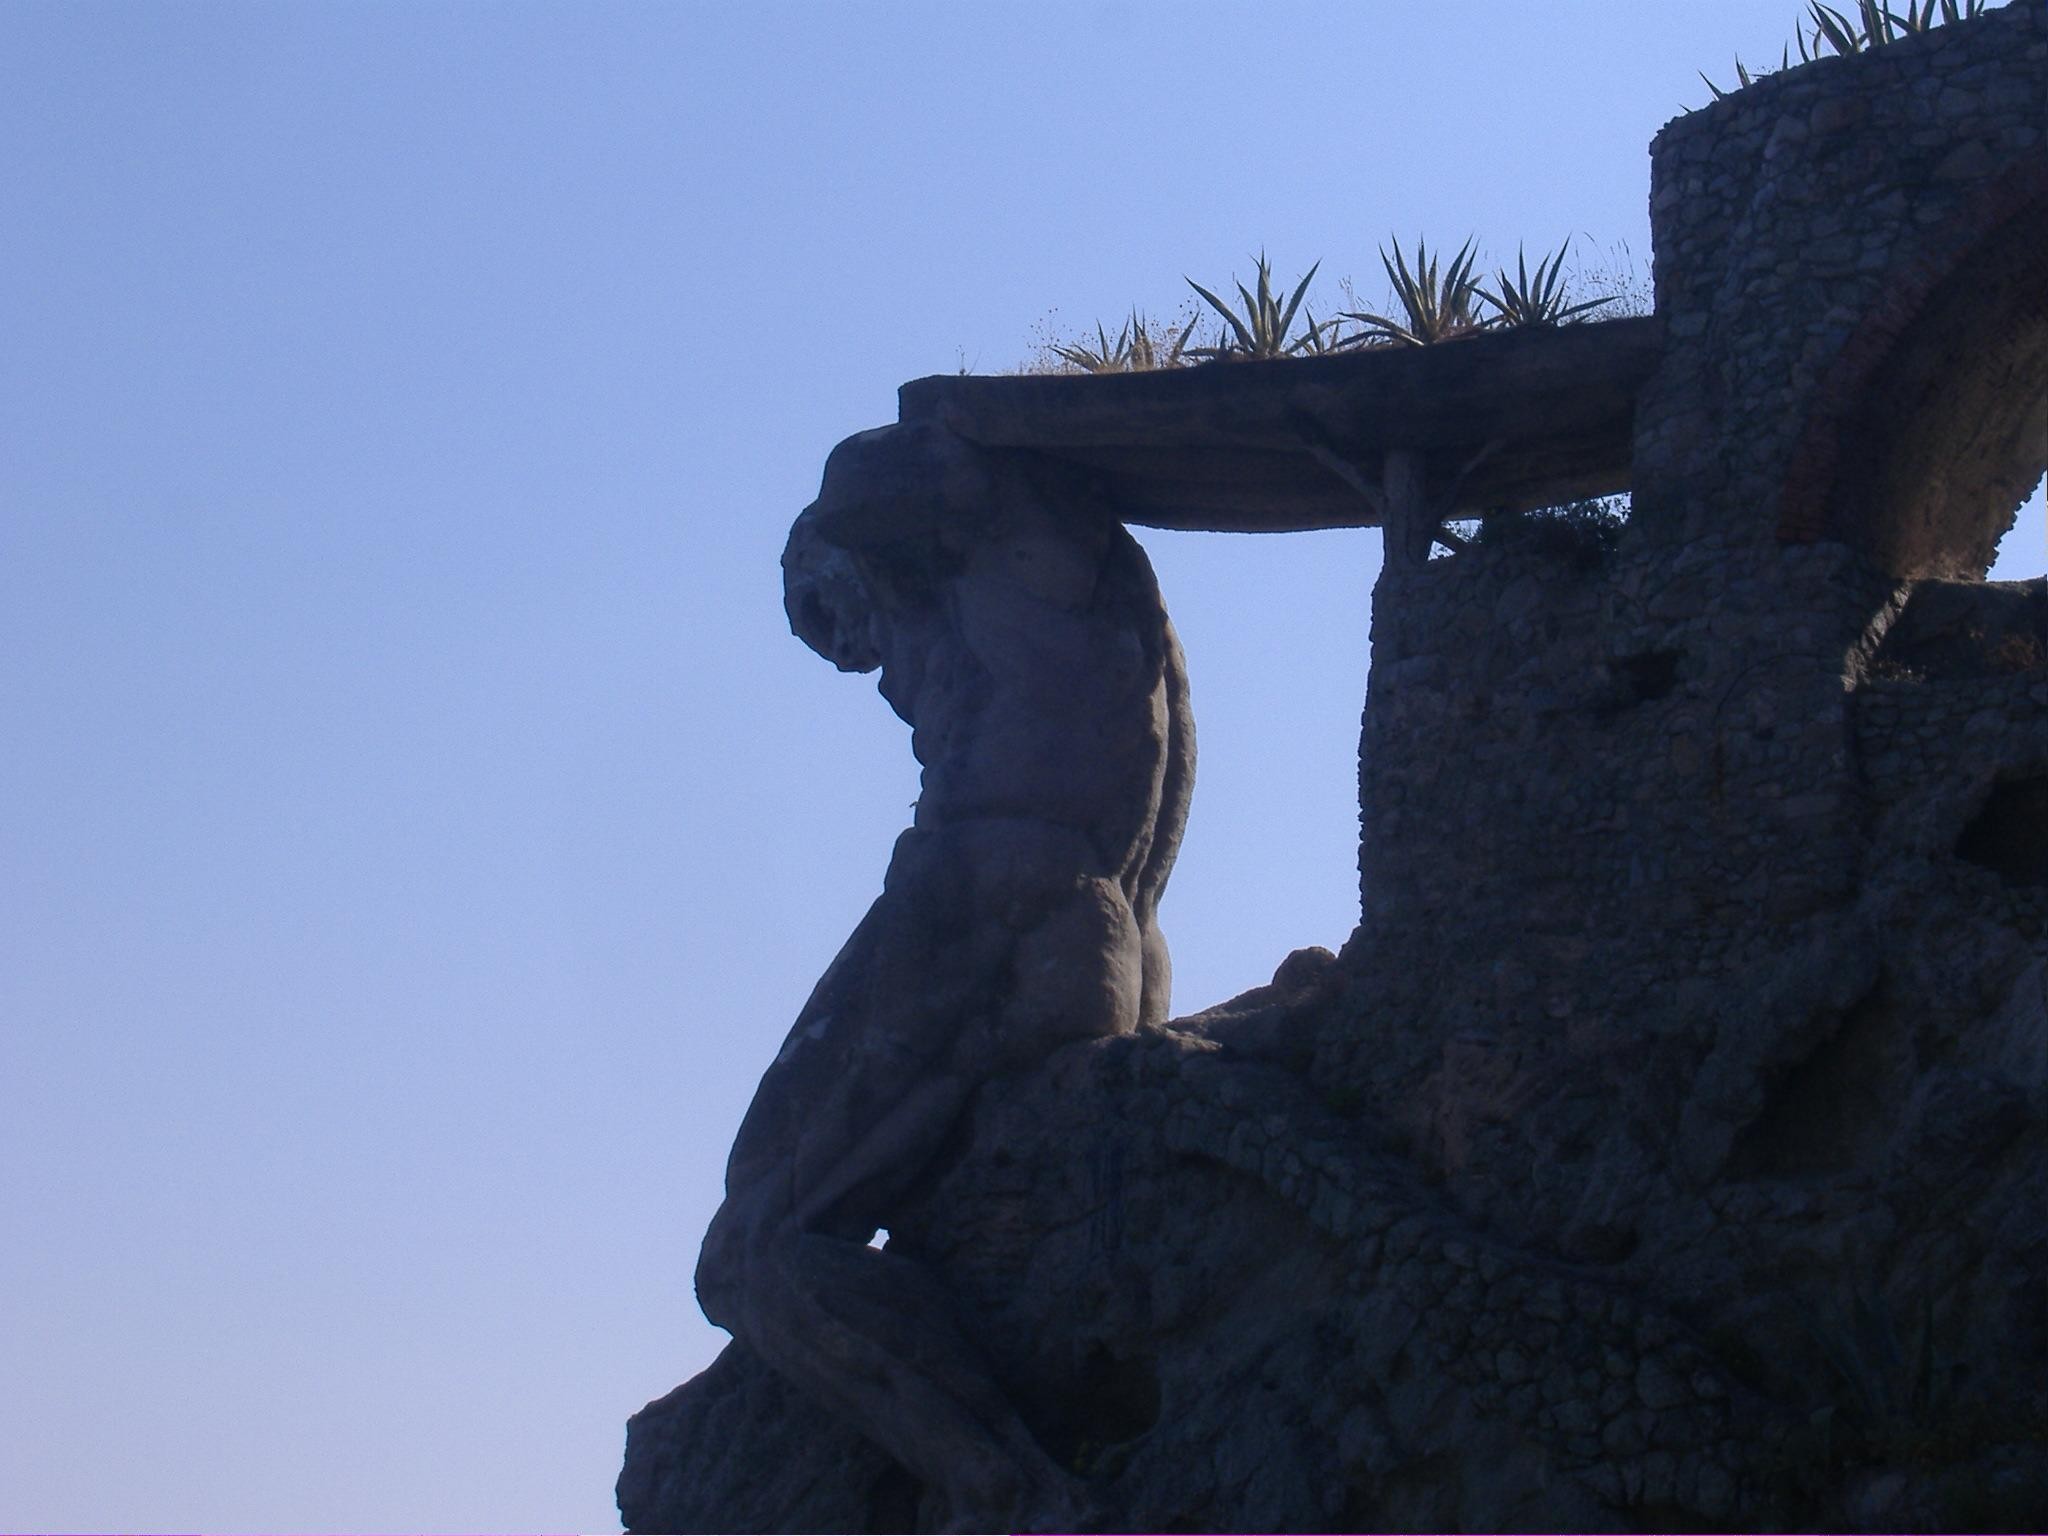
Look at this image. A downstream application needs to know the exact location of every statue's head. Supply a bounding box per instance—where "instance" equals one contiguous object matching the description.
[782,503,882,673]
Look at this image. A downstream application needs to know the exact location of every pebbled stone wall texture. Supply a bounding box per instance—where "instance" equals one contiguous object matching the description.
[1340,1,2046,1260]
[1634,0,2045,567]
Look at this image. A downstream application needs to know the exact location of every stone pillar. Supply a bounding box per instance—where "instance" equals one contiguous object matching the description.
[1381,447,1432,571]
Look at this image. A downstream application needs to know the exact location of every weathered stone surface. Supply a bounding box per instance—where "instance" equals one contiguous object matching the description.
[896,316,1662,531]
[624,7,2047,1531]
[689,422,1194,1531]
[619,1346,895,1535]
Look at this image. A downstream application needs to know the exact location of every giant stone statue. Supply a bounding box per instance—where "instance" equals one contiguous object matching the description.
[694,423,1193,1530]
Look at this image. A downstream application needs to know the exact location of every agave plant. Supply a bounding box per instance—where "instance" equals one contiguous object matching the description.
[1051,317,1135,373]
[1806,0,1985,54]
[1290,310,1348,356]
[1342,236,1486,347]
[1129,311,1198,371]
[1183,253,1325,361]
[1701,0,1985,99]
[1702,43,1791,100]
[1475,241,1618,328]
[1051,310,1196,373]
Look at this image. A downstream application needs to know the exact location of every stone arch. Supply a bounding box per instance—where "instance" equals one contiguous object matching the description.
[1779,164,2048,579]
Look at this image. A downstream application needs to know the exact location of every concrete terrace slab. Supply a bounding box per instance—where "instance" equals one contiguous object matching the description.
[893,314,1663,533]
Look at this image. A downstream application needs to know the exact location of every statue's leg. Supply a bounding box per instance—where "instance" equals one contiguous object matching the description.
[1139,921,1173,1028]
[699,1198,1088,1530]
[778,1230,1088,1528]
[700,1060,1090,1526]
[693,823,1130,1527]
[993,872,1146,1060]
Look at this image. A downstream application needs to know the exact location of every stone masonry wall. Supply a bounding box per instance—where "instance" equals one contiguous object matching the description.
[1630,0,2048,561]
[1632,0,2044,553]
[1337,8,2046,1199]
[1338,521,1902,1250]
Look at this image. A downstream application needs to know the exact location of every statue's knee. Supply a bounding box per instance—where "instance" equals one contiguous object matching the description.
[1140,925,1173,1026]
[1004,880,1144,1048]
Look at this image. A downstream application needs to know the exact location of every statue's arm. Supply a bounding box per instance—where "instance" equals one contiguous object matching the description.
[807,424,1005,551]
[1135,613,1194,929]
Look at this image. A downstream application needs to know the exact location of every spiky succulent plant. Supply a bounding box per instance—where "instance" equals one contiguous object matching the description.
[1183,253,1326,361]
[1341,236,1486,347]
[1475,241,1618,328]
[1702,44,1791,100]
[1808,0,1987,53]
[1703,0,1988,97]
[1051,311,1196,373]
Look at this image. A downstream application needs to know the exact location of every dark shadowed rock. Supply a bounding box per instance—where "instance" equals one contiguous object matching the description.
[625,7,2048,1530]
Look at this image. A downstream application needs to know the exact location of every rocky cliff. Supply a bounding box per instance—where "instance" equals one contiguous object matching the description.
[622,6,2048,1529]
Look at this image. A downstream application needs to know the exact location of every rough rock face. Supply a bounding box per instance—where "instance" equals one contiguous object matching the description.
[629,854,2047,1531]
[624,9,2046,1531]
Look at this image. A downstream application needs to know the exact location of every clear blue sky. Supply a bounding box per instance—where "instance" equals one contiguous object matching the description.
[2,3,2038,1531]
